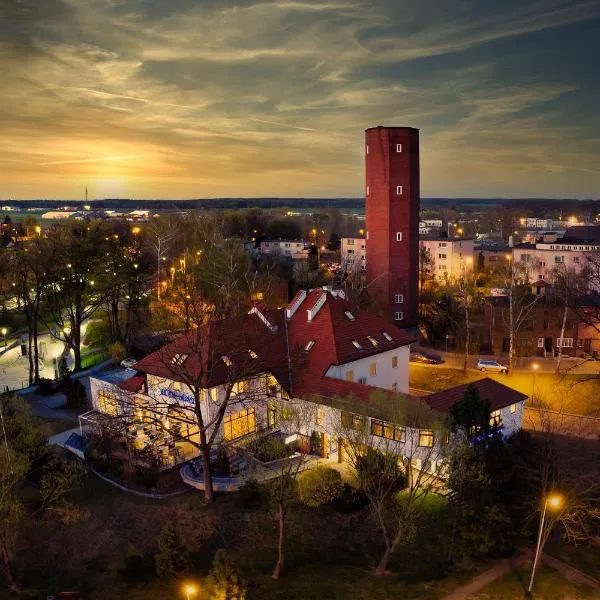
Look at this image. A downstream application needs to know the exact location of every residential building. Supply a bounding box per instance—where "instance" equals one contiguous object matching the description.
[512,226,600,284]
[365,126,420,327]
[419,219,443,235]
[259,240,308,260]
[420,237,475,282]
[340,237,366,271]
[87,288,527,478]
[475,242,511,276]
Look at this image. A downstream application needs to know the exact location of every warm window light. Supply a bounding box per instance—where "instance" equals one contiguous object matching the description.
[505,254,512,260]
[532,363,539,371]
[131,226,141,235]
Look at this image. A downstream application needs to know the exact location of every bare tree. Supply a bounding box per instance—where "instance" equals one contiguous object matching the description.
[336,393,447,575]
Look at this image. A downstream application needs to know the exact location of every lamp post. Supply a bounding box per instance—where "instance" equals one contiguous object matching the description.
[183,583,198,600]
[1,328,7,350]
[528,493,563,595]
[531,362,539,400]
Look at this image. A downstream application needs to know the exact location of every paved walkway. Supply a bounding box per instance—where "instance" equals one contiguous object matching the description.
[440,552,529,600]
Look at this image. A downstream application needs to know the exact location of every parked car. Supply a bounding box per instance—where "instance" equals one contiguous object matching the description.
[120,358,137,368]
[410,351,444,365]
[476,359,508,374]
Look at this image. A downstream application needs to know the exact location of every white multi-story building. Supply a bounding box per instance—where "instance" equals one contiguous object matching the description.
[512,226,600,283]
[86,289,526,483]
[260,240,308,260]
[420,237,475,282]
[419,219,443,235]
[340,237,366,271]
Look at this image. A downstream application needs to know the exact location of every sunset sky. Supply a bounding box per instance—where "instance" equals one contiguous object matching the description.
[2,0,600,200]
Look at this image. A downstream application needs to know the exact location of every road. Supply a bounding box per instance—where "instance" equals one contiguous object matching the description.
[412,344,600,375]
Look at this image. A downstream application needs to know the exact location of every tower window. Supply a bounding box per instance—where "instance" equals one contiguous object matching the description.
[396,144,402,153]
[396,185,403,195]
[394,294,403,304]
[366,185,369,195]
[394,312,403,321]
[396,232,403,242]
[366,145,369,154]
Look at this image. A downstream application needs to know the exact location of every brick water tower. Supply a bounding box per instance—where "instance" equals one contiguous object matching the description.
[365,126,420,328]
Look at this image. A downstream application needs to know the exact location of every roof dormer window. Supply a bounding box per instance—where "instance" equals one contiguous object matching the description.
[367,336,378,347]
[345,311,355,321]
[351,340,362,350]
[248,350,258,359]
[304,340,315,352]
[170,353,189,366]
[382,332,393,341]
[221,355,232,367]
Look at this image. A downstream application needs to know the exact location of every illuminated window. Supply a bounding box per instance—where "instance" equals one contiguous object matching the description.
[369,362,377,376]
[267,402,277,428]
[383,331,393,341]
[316,408,324,426]
[97,391,120,416]
[396,186,403,195]
[367,336,378,347]
[232,380,249,395]
[341,411,365,431]
[391,356,398,368]
[248,349,258,359]
[345,370,354,382]
[371,419,405,442]
[251,292,264,301]
[419,430,434,447]
[304,340,315,352]
[345,311,355,320]
[221,355,232,367]
[396,232,403,241]
[510,403,517,414]
[396,144,402,153]
[223,408,256,441]
[173,381,182,391]
[394,312,403,321]
[352,340,362,350]
[394,294,404,304]
[170,353,189,366]
[490,410,502,427]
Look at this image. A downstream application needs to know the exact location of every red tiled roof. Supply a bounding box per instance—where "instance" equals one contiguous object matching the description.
[118,375,145,393]
[134,309,288,388]
[423,378,528,413]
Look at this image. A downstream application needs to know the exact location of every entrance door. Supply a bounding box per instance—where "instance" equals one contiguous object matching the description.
[544,338,553,353]
[584,338,592,354]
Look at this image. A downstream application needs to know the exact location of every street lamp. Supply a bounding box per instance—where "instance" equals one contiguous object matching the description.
[528,493,563,595]
[531,362,539,400]
[183,582,198,600]
[35,225,41,236]
[1,327,7,349]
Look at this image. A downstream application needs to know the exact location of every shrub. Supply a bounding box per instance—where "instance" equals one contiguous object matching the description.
[207,549,247,600]
[154,522,187,579]
[120,552,155,584]
[213,447,230,476]
[36,377,55,396]
[356,447,407,493]
[298,466,343,508]
[65,379,88,410]
[248,436,290,463]
[109,341,126,361]
[237,477,266,509]
[331,483,369,513]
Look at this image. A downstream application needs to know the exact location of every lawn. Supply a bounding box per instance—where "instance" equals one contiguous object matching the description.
[548,543,600,580]
[80,348,109,369]
[466,563,600,599]
[4,475,477,600]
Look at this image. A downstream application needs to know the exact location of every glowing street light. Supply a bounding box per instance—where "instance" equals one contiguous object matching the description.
[359,228,365,236]
[35,225,41,236]
[131,226,141,236]
[531,362,539,400]
[528,493,563,595]
[1,327,7,349]
[183,582,198,600]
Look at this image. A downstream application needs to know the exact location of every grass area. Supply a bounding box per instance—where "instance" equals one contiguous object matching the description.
[466,563,600,599]
[5,475,478,599]
[409,364,600,416]
[80,348,109,369]
[548,543,600,580]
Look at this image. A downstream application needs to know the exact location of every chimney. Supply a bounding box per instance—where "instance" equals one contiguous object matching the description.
[285,290,307,319]
[307,291,327,322]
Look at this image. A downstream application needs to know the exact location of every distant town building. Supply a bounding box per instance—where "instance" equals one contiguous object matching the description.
[41,211,82,220]
[419,219,443,235]
[340,237,366,271]
[259,240,308,260]
[420,237,475,282]
[365,126,420,327]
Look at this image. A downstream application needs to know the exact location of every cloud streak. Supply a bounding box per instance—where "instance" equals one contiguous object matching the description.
[0,0,599,198]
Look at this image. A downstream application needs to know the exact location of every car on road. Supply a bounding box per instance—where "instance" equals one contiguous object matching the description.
[120,358,138,369]
[476,359,508,374]
[410,351,444,365]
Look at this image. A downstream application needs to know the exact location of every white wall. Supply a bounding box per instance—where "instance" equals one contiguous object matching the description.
[325,345,410,394]
[420,239,474,281]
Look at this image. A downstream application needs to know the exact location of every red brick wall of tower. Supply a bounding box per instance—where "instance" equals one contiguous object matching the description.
[365,126,420,328]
